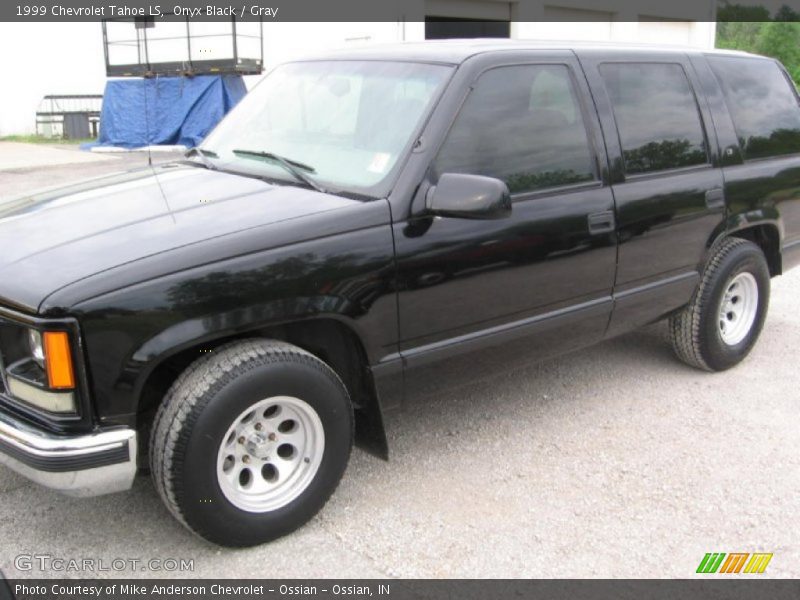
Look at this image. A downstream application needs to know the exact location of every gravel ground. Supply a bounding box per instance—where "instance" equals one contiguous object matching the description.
[0,146,797,579]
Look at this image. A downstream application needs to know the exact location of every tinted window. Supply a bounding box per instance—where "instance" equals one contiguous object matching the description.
[600,63,708,174]
[708,56,800,160]
[434,65,595,194]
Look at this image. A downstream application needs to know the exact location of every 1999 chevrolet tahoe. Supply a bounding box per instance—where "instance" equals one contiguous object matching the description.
[1,41,800,546]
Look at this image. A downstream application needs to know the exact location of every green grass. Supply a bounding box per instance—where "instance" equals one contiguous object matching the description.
[0,134,96,144]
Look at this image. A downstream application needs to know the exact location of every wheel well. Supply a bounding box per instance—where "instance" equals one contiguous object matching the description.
[136,319,388,465]
[731,225,781,277]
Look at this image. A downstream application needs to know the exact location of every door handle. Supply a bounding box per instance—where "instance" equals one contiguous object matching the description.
[705,188,725,210]
[588,210,615,235]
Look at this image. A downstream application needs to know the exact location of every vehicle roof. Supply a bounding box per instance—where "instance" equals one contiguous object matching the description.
[299,38,768,65]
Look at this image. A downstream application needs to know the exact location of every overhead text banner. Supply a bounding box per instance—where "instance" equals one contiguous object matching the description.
[1,0,796,22]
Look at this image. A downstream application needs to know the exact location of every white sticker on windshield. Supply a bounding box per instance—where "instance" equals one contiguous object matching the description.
[368,152,391,174]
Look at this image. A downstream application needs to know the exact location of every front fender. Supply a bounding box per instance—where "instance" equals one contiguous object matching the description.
[69,225,398,426]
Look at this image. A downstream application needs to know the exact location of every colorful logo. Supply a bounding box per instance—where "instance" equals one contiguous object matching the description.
[697,552,773,574]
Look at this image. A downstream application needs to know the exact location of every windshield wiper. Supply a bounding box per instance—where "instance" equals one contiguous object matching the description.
[231,149,326,193]
[185,147,218,170]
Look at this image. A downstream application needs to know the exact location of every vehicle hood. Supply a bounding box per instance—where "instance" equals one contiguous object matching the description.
[0,164,361,313]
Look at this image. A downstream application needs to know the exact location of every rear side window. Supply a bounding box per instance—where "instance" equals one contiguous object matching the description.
[708,56,800,160]
[599,63,708,175]
[433,64,596,195]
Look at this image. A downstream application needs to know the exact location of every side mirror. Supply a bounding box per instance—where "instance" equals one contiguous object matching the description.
[426,173,511,220]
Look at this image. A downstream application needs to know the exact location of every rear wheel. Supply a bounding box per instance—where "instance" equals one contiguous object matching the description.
[669,237,770,371]
[149,339,353,547]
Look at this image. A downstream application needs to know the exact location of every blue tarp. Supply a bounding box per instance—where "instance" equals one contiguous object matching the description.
[92,75,246,149]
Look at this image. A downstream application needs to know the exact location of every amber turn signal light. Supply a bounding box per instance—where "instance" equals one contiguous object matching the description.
[43,331,75,389]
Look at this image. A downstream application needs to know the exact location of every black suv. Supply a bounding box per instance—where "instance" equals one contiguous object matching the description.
[1,41,799,547]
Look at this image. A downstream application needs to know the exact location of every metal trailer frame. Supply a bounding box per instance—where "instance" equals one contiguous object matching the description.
[101,17,264,78]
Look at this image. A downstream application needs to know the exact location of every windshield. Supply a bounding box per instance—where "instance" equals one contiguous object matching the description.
[200,60,453,196]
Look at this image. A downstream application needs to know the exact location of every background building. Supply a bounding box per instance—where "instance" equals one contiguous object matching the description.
[0,0,719,136]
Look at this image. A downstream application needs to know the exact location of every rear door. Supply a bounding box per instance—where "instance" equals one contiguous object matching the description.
[577,50,727,336]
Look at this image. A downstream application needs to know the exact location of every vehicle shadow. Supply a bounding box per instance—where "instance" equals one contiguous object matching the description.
[386,322,676,449]
[0,322,682,576]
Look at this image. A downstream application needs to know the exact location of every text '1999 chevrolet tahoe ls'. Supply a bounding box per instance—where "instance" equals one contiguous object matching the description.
[1,41,800,546]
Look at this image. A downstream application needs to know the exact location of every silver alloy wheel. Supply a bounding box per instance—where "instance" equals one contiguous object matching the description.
[718,272,759,346]
[216,396,325,513]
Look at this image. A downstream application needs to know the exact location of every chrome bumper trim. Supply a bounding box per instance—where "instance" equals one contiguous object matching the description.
[0,410,136,497]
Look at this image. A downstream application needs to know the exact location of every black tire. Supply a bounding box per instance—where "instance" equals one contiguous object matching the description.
[149,339,353,547]
[669,237,770,371]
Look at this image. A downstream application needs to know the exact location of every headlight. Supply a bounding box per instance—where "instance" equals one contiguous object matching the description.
[28,329,45,368]
[5,329,77,413]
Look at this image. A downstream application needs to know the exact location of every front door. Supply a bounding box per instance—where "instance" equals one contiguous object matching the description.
[392,54,618,398]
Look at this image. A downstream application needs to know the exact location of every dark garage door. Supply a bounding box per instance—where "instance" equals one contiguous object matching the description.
[425,18,510,39]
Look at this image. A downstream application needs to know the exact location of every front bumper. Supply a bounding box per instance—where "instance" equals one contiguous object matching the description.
[0,409,136,497]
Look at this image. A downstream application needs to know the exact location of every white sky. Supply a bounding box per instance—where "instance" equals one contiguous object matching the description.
[0,17,730,137]
[0,23,106,136]
[0,22,408,136]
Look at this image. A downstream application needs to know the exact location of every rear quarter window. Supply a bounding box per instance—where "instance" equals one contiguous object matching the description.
[708,56,800,160]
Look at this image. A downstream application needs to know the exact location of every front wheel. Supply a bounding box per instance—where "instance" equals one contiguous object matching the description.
[669,237,770,371]
[149,339,353,547]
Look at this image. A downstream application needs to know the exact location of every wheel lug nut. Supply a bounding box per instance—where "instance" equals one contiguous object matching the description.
[238,436,245,444]
[242,455,250,464]
[254,423,262,431]
[268,433,277,441]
